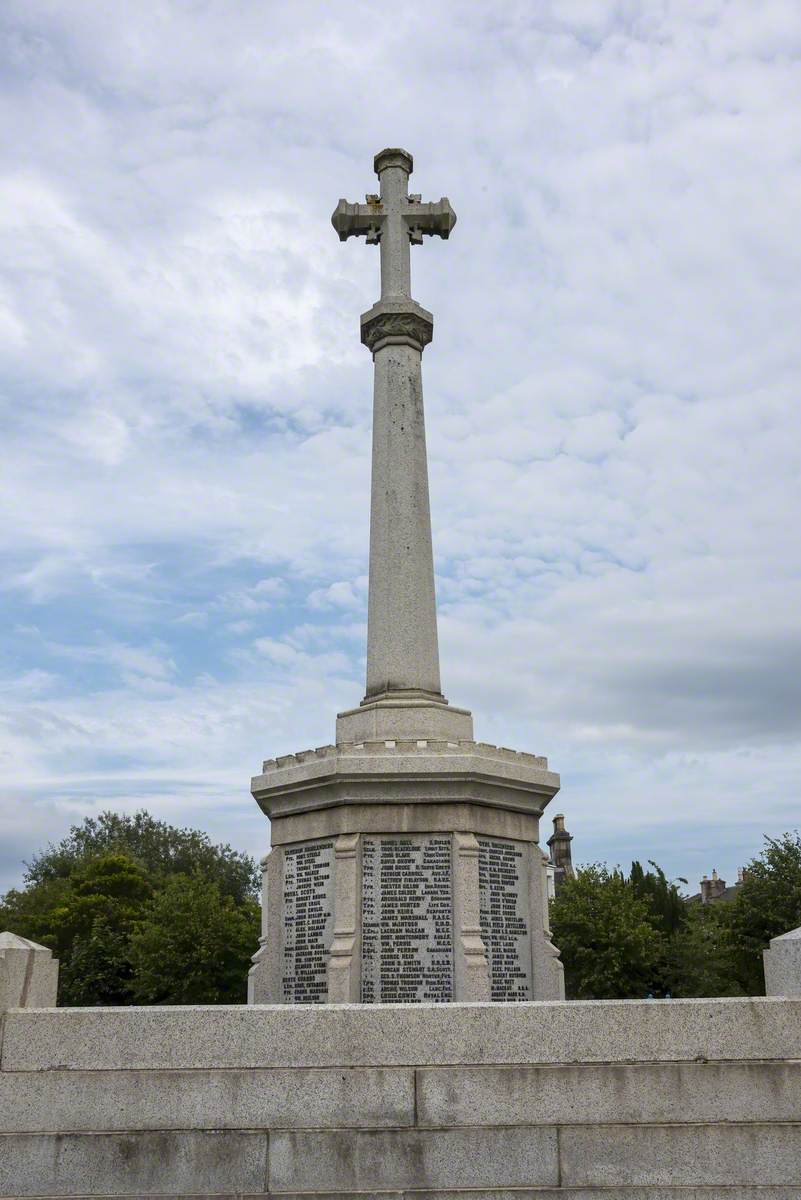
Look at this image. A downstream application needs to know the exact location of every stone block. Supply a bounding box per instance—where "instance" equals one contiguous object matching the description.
[335,696,473,743]
[417,1060,801,1127]
[0,1130,267,1196]
[560,1123,801,1187]
[5,998,801,1072]
[399,1192,801,1199]
[268,801,540,847]
[252,739,559,823]
[764,925,801,996]
[269,1127,558,1192]
[0,932,58,1009]
[0,1066,414,1133]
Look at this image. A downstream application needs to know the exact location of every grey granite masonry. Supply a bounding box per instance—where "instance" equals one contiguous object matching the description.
[3,999,801,1196]
[764,924,801,995]
[248,150,564,1005]
[0,932,58,1009]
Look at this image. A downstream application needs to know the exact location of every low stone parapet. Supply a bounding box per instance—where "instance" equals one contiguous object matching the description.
[2,998,801,1195]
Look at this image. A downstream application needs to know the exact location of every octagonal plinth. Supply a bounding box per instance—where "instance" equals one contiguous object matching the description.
[248,739,564,1007]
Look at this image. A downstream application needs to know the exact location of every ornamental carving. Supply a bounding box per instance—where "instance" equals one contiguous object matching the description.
[361,310,434,352]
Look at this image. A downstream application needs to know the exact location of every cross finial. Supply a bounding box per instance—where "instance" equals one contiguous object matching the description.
[332,147,456,301]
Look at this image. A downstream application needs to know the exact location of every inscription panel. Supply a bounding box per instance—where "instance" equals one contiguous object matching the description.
[478,837,532,1001]
[282,839,334,1004]
[361,835,453,1003]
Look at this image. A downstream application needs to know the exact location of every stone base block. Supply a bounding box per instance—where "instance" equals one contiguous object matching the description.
[0,933,58,1009]
[270,1126,559,1192]
[0,1131,267,1197]
[764,925,801,996]
[336,696,474,743]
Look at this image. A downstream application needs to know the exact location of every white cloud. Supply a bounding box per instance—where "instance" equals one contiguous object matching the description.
[1,0,800,893]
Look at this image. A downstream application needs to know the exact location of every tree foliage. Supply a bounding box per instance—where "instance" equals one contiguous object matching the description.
[550,865,666,999]
[0,811,261,1006]
[128,876,260,1004]
[629,860,687,937]
[21,810,258,904]
[551,834,801,1000]
[729,832,801,994]
[668,900,744,999]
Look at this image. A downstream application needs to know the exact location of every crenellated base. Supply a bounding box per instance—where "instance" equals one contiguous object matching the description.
[249,736,563,1006]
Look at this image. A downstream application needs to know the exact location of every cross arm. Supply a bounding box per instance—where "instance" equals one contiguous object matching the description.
[404,197,457,243]
[331,198,385,244]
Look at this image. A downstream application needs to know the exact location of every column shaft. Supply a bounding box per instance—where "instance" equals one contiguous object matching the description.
[366,342,442,698]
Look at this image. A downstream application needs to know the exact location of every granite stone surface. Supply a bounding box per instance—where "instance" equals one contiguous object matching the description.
[6,998,801,1071]
[269,1126,559,1192]
[417,1060,801,1126]
[0,933,58,1009]
[0,1131,267,1196]
[764,925,801,996]
[5,1000,801,1194]
[560,1122,801,1187]
[0,1066,414,1132]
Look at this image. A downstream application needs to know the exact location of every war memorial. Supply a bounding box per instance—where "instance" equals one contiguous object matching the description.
[1,149,801,1197]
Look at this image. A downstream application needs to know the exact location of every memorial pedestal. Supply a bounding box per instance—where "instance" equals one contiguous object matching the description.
[248,150,565,1006]
[248,736,564,1004]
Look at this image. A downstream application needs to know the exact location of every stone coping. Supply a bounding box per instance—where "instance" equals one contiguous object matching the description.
[252,740,559,820]
[3,998,800,1072]
[258,740,550,779]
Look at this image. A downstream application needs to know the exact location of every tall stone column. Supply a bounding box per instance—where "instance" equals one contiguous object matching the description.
[364,316,439,698]
[249,149,563,1007]
[333,148,470,745]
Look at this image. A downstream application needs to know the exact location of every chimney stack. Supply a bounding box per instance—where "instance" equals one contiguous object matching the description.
[700,869,727,904]
[547,813,575,892]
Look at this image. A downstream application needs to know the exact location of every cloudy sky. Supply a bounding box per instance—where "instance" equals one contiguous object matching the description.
[2,1,800,897]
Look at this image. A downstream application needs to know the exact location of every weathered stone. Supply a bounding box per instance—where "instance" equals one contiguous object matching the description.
[269,1127,558,1192]
[249,150,563,1006]
[252,740,558,823]
[335,693,474,743]
[5,997,801,1193]
[360,298,433,353]
[0,1130,267,1196]
[560,1123,801,1187]
[453,832,490,1001]
[397,1191,801,1199]
[327,833,361,1002]
[1,1066,414,1132]
[5,997,801,1072]
[248,846,283,1004]
[764,925,801,996]
[268,802,541,847]
[528,847,565,1000]
[0,931,58,1009]
[417,1060,801,1127]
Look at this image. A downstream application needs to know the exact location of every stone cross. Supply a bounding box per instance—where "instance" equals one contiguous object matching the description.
[332,148,455,300]
[247,151,563,1011]
[331,149,465,726]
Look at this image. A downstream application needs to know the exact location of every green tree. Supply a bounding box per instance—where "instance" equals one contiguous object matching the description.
[1,852,152,1005]
[550,865,666,998]
[729,832,801,994]
[668,900,744,998]
[128,875,260,1004]
[22,810,258,904]
[0,812,261,1006]
[629,860,687,937]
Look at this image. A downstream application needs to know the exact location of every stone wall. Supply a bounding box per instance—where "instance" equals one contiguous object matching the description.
[2,998,801,1196]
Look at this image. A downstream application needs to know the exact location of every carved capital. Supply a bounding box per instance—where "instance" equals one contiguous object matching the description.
[360,299,434,354]
[374,147,413,175]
